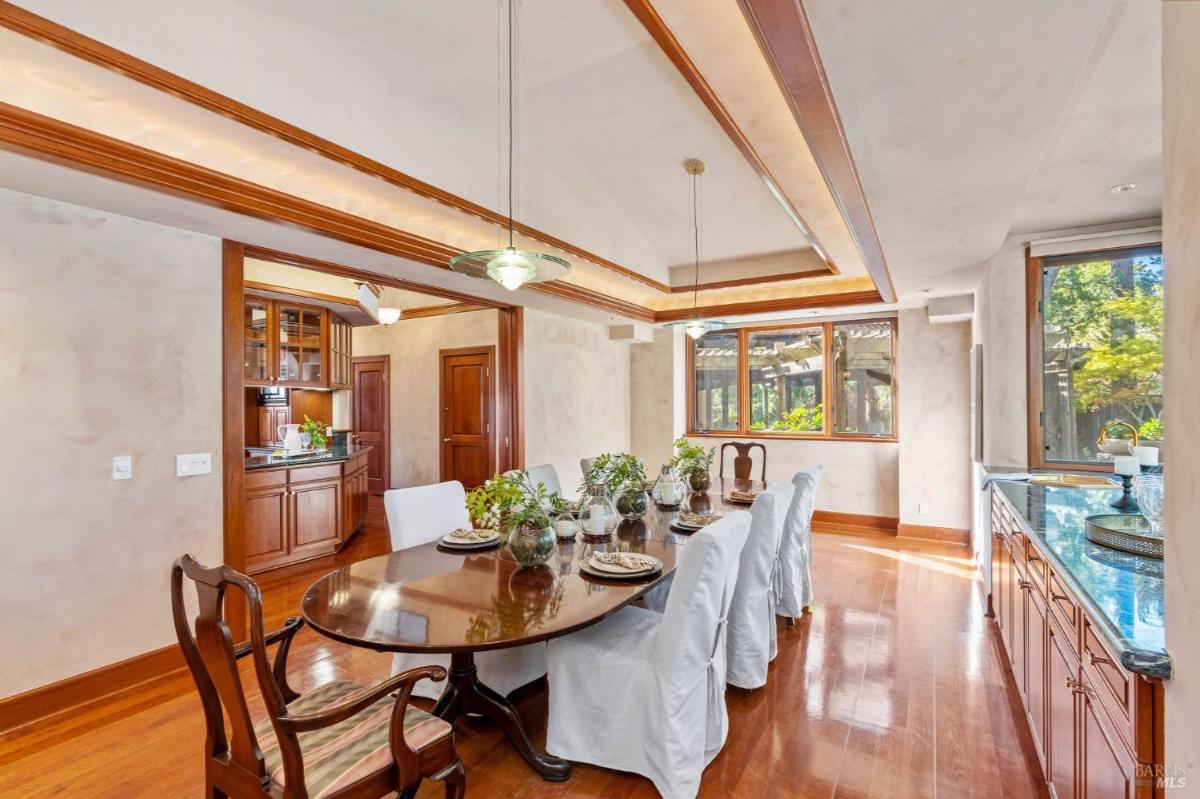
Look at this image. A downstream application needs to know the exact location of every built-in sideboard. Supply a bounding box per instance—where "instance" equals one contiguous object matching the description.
[990,486,1164,798]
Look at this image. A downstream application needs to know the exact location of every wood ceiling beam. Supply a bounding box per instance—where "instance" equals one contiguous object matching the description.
[0,98,877,325]
[736,0,897,303]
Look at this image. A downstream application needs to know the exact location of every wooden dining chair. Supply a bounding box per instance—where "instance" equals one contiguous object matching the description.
[171,555,465,799]
[719,441,767,482]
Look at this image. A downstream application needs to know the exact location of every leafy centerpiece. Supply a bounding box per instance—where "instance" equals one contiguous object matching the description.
[669,436,715,492]
[466,471,557,567]
[581,453,650,521]
[299,415,328,451]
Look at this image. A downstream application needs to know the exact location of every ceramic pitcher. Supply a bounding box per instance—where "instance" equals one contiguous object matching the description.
[277,423,303,455]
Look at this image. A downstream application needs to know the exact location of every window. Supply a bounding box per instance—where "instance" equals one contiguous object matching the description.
[688,318,897,440]
[692,331,739,432]
[1029,245,1163,467]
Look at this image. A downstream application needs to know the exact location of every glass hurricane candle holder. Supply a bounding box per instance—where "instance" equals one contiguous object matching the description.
[579,483,618,538]
[1133,473,1165,534]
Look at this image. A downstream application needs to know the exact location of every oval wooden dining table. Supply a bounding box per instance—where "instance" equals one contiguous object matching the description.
[300,481,762,781]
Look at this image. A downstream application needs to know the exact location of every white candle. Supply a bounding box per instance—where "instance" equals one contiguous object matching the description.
[1133,446,1160,466]
[585,504,606,535]
[660,481,677,505]
[1113,455,1141,476]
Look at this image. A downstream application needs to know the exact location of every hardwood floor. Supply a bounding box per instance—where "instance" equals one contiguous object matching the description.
[0,497,1047,798]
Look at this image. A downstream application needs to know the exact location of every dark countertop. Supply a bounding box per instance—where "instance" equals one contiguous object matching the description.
[245,442,372,471]
[989,476,1169,679]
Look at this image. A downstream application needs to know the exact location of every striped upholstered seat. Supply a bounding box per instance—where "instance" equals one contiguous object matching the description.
[253,681,453,798]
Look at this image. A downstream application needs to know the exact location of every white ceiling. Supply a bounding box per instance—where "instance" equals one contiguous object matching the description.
[805,0,1162,297]
[18,0,825,281]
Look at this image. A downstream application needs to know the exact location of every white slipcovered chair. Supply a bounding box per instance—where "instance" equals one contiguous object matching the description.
[774,465,823,623]
[545,511,752,799]
[382,481,547,700]
[579,457,597,483]
[503,463,563,497]
[726,481,795,689]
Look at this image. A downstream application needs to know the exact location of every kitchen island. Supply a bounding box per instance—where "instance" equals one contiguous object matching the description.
[989,476,1166,798]
[244,443,372,573]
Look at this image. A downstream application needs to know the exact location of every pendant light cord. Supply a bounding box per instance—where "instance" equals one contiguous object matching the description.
[507,0,516,250]
[692,168,700,312]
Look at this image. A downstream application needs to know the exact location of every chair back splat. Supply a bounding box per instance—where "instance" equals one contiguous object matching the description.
[719,442,766,482]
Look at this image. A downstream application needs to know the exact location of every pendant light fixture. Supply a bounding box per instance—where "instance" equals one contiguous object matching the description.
[666,158,727,339]
[450,0,569,291]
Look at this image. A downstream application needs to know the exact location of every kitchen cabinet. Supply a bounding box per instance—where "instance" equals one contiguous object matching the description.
[329,314,353,390]
[245,448,372,574]
[243,294,335,388]
[257,405,291,447]
[989,487,1163,799]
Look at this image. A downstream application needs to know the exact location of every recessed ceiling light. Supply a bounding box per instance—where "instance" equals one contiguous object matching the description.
[1108,182,1138,194]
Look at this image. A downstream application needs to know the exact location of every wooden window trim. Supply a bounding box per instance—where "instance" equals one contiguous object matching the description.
[1026,243,1163,471]
[686,317,899,443]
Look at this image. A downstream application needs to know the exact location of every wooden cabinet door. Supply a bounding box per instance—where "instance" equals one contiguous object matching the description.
[244,296,274,386]
[245,485,289,571]
[290,478,342,556]
[1027,584,1050,767]
[1081,689,1136,799]
[1010,546,1028,696]
[276,302,327,387]
[1048,619,1080,799]
[991,529,1005,629]
[329,315,353,390]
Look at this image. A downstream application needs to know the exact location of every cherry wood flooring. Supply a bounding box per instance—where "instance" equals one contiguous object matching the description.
[0,497,1047,798]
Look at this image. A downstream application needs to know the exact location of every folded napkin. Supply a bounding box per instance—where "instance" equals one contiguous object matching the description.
[592,552,656,572]
[448,528,497,541]
[677,512,721,527]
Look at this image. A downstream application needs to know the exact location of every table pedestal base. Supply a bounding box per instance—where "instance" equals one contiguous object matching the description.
[432,652,571,781]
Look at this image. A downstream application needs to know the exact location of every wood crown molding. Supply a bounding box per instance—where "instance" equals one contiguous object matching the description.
[621,0,837,276]
[0,1,673,290]
[400,302,493,320]
[0,0,876,296]
[736,0,897,303]
[668,266,836,293]
[0,102,876,324]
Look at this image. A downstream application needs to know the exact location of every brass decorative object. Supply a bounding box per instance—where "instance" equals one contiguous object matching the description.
[1097,421,1139,456]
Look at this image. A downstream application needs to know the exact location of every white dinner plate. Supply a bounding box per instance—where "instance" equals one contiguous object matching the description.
[440,530,501,549]
[581,554,662,579]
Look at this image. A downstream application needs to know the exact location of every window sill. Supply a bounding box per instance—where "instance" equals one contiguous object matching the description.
[688,431,898,444]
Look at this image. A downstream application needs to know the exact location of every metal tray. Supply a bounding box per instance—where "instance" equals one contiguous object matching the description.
[1084,514,1163,559]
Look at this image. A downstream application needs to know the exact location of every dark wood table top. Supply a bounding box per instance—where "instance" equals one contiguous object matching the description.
[301,481,763,654]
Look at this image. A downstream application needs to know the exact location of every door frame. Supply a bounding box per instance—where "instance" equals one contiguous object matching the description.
[352,354,391,494]
[222,243,524,596]
[439,345,497,484]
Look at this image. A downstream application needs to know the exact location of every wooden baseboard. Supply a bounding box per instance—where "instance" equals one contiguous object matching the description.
[896,522,970,545]
[0,644,186,742]
[812,510,898,536]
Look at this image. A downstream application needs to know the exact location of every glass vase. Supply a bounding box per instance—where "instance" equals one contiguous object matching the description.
[1133,473,1165,534]
[616,486,650,520]
[579,483,619,538]
[652,465,685,507]
[507,520,556,567]
[552,508,581,541]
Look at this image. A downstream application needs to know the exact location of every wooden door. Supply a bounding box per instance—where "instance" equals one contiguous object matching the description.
[1048,620,1080,799]
[440,347,495,489]
[353,355,390,494]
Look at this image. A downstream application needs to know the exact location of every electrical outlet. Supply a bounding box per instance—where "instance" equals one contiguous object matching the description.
[176,453,212,477]
[918,501,930,516]
[112,455,132,480]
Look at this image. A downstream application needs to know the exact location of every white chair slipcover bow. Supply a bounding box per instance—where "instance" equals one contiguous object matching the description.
[382,480,547,699]
[773,466,823,621]
[726,482,794,689]
[545,511,752,799]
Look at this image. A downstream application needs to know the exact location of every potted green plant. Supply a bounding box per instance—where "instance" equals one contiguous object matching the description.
[670,436,715,492]
[1139,417,1163,449]
[299,415,328,451]
[581,453,650,520]
[502,472,557,567]
[465,474,526,531]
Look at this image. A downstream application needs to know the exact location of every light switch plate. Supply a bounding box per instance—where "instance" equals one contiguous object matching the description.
[176,452,213,477]
[918,501,930,516]
[112,455,132,480]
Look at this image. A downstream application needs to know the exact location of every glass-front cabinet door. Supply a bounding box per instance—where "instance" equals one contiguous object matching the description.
[276,301,326,387]
[243,296,274,386]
